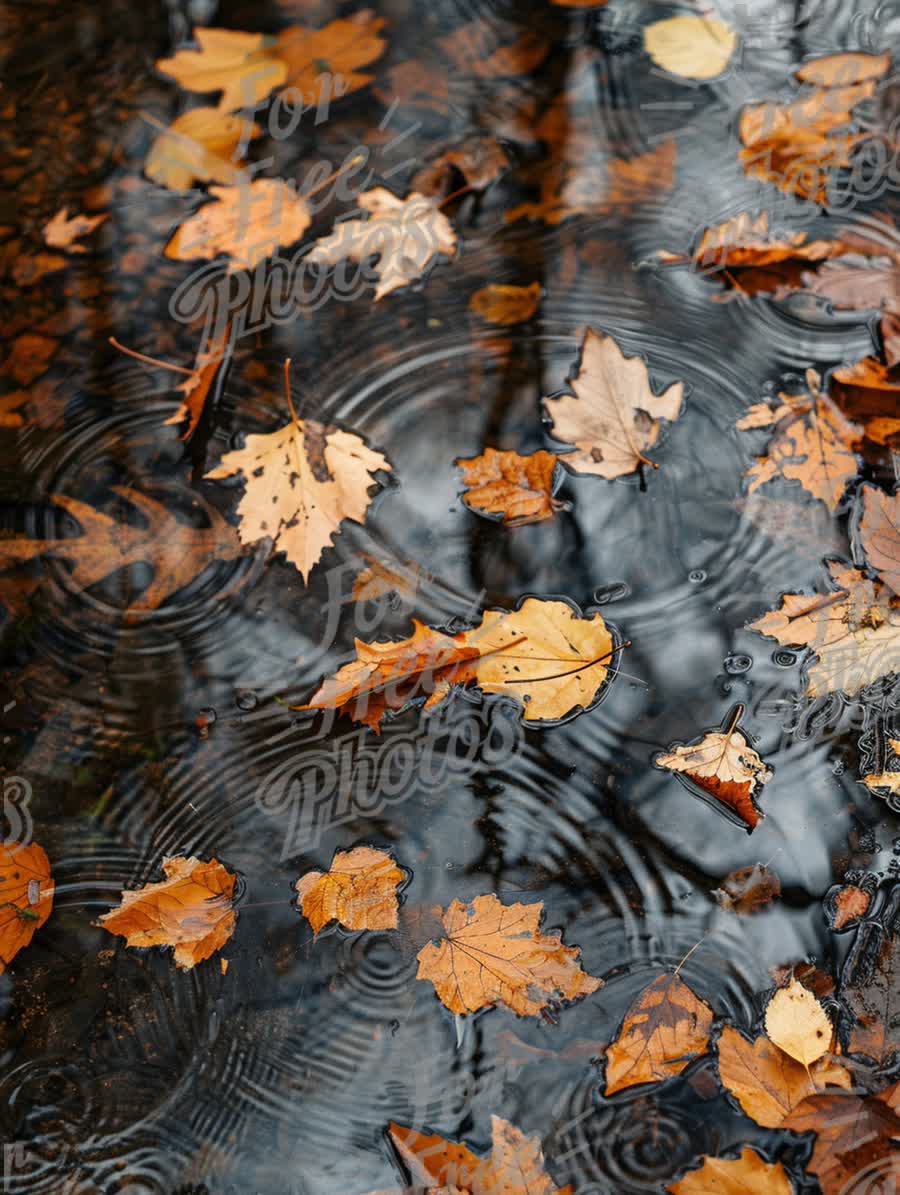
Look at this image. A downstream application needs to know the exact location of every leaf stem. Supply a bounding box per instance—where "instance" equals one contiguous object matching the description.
[302,153,366,201]
[108,337,196,378]
[283,358,300,423]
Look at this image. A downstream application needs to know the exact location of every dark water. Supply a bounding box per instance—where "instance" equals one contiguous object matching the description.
[1,0,899,1192]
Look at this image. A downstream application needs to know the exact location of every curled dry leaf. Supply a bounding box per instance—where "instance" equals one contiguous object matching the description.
[764,978,833,1066]
[164,322,231,441]
[643,15,737,81]
[543,329,684,480]
[659,211,848,276]
[145,108,260,191]
[295,846,404,933]
[859,485,900,596]
[43,207,107,252]
[605,973,713,1094]
[831,356,900,423]
[156,27,287,112]
[96,855,236,970]
[415,893,601,1017]
[456,448,565,526]
[165,179,311,273]
[669,1147,792,1195]
[782,1088,900,1195]
[714,863,781,914]
[468,282,541,326]
[306,188,456,300]
[0,841,54,975]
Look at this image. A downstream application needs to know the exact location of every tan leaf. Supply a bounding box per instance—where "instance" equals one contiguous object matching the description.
[165,179,311,273]
[861,769,900,794]
[456,448,564,526]
[859,485,900,596]
[306,188,457,300]
[468,283,541,326]
[43,207,107,253]
[764,978,833,1065]
[96,856,236,970]
[416,893,601,1017]
[145,108,260,191]
[716,1025,851,1128]
[605,973,713,1094]
[644,15,737,81]
[350,557,423,604]
[0,841,54,975]
[714,864,781,914]
[782,1089,900,1195]
[683,212,848,273]
[795,52,892,86]
[296,846,403,933]
[155,27,287,112]
[669,1147,792,1195]
[275,11,386,106]
[543,329,684,479]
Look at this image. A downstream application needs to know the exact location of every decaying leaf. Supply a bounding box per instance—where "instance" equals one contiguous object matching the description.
[350,557,423,605]
[714,863,781,914]
[456,449,565,526]
[782,1088,900,1195]
[764,978,833,1066]
[827,882,872,930]
[669,1148,792,1195]
[43,207,107,252]
[156,27,287,112]
[844,932,900,1062]
[859,485,900,596]
[145,108,261,191]
[274,11,386,106]
[165,179,311,273]
[0,841,54,975]
[716,1025,851,1128]
[306,188,457,300]
[644,15,737,81]
[295,846,404,933]
[416,893,601,1017]
[411,138,509,201]
[468,282,541,326]
[387,1115,572,1195]
[605,973,713,1094]
[97,855,236,970]
[543,329,684,479]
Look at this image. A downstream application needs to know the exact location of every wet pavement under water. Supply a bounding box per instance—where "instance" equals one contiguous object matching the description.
[1,0,899,1192]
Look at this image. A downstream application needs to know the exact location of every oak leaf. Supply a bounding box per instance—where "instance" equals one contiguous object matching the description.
[306,188,457,300]
[543,329,684,479]
[644,15,737,81]
[713,863,781,914]
[43,207,107,252]
[859,485,900,596]
[783,1089,900,1195]
[669,1148,792,1195]
[165,179,310,273]
[96,855,236,970]
[145,108,260,191]
[415,893,601,1017]
[156,27,287,112]
[0,841,54,975]
[764,978,833,1065]
[468,283,541,326]
[295,846,404,933]
[274,11,386,106]
[716,1025,851,1128]
[456,448,565,526]
[605,973,713,1094]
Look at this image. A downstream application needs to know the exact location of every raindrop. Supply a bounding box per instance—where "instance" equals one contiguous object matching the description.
[592,581,631,605]
[236,690,258,711]
[724,653,752,675]
[688,569,707,584]
[389,1018,400,1036]
[832,760,845,775]
[198,707,217,725]
[774,650,797,667]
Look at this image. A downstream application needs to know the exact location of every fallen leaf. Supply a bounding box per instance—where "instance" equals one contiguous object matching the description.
[468,283,541,326]
[782,1088,900,1195]
[165,179,311,273]
[156,27,287,112]
[164,322,231,441]
[456,448,565,526]
[795,52,893,87]
[764,978,833,1066]
[374,60,449,115]
[717,1025,851,1128]
[551,0,607,6]
[416,893,601,1017]
[387,1115,572,1194]
[439,20,549,79]
[306,187,456,300]
[295,846,404,932]
[605,973,713,1094]
[0,841,54,975]
[644,15,737,81]
[145,108,261,191]
[828,883,872,930]
[350,557,423,604]
[11,252,67,286]
[97,855,236,970]
[831,356,900,422]
[687,211,848,271]
[859,485,900,596]
[275,11,386,106]
[43,207,107,252]
[714,864,781,914]
[844,931,899,1062]
[543,328,684,479]
[411,138,509,200]
[669,1147,792,1195]
[4,332,58,386]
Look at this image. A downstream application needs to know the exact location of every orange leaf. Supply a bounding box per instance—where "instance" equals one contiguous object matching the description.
[713,863,781,914]
[0,841,54,975]
[669,1147,792,1195]
[795,52,892,86]
[43,208,107,253]
[416,893,601,1017]
[468,283,541,327]
[96,855,236,970]
[456,448,564,526]
[275,11,386,106]
[164,323,231,441]
[828,883,871,930]
[155,27,287,112]
[295,846,404,933]
[410,138,508,200]
[145,108,261,192]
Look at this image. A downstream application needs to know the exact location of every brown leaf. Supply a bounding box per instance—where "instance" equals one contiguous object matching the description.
[764,978,833,1065]
[543,328,684,479]
[295,846,403,933]
[782,1089,900,1195]
[456,448,564,526]
[11,252,67,286]
[411,139,508,200]
[844,932,900,1062]
[275,11,386,106]
[350,557,423,604]
[669,1147,792,1195]
[156,27,287,112]
[43,208,107,252]
[4,332,58,386]
[468,283,541,327]
[145,108,260,192]
[164,322,231,441]
[831,356,900,421]
[416,893,601,1017]
[439,20,549,79]
[605,973,713,1094]
[714,864,781,914]
[828,883,872,930]
[686,211,848,272]
[97,856,236,970]
[859,485,900,596]
[0,841,54,975]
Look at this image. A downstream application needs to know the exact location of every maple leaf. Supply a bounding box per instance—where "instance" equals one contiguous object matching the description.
[783,1088,900,1195]
[144,108,260,192]
[0,488,244,614]
[155,27,287,112]
[165,179,311,273]
[96,856,236,970]
[655,706,773,831]
[468,282,541,326]
[604,973,713,1094]
[305,188,457,300]
[387,1115,572,1195]
[643,15,737,81]
[669,1147,792,1195]
[274,10,386,106]
[716,1025,851,1128]
[295,846,404,933]
[0,841,54,976]
[415,893,601,1017]
[764,978,833,1065]
[844,931,900,1062]
[43,207,107,252]
[713,863,781,914]
[859,485,900,596]
[456,448,566,526]
[543,329,684,479]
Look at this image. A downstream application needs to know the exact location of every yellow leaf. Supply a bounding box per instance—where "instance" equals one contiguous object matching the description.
[764,978,832,1066]
[156,27,286,112]
[605,973,713,1094]
[644,15,737,81]
[145,108,260,191]
[669,1147,792,1195]
[295,846,404,932]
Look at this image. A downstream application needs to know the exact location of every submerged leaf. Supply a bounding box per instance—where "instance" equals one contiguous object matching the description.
[43,207,106,252]
[468,283,541,326]
[605,973,713,1094]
